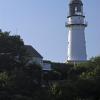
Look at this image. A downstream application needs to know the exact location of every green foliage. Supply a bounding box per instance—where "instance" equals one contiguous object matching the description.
[52,62,73,80]
[0,30,42,99]
[49,82,62,100]
[0,29,100,100]
[0,72,8,81]
[0,72,9,87]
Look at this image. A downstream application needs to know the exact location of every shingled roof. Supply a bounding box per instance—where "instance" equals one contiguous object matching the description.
[25,45,43,58]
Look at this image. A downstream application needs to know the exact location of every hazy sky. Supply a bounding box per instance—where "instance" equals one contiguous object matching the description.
[0,0,100,62]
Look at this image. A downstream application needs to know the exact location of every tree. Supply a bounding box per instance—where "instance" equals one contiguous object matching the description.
[0,30,43,99]
[0,30,27,71]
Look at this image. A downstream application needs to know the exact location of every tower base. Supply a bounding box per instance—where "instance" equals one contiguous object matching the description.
[66,60,87,64]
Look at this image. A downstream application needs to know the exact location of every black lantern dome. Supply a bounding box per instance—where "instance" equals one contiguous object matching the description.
[69,0,83,16]
[70,0,83,5]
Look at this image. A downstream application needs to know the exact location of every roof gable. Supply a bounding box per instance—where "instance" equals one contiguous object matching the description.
[25,45,43,58]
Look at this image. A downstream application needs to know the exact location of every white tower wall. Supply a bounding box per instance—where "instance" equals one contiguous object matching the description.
[66,0,87,62]
[67,16,87,62]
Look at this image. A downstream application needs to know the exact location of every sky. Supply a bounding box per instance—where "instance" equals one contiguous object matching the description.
[0,0,100,62]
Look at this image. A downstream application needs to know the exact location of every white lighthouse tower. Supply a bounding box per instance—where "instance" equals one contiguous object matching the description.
[66,0,87,62]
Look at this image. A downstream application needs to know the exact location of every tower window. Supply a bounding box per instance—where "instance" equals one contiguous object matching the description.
[75,6,78,15]
[75,6,82,15]
[75,7,78,12]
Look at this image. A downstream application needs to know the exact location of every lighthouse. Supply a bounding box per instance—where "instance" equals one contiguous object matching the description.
[66,0,87,62]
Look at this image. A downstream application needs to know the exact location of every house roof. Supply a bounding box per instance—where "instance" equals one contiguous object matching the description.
[43,60,51,63]
[25,45,43,58]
